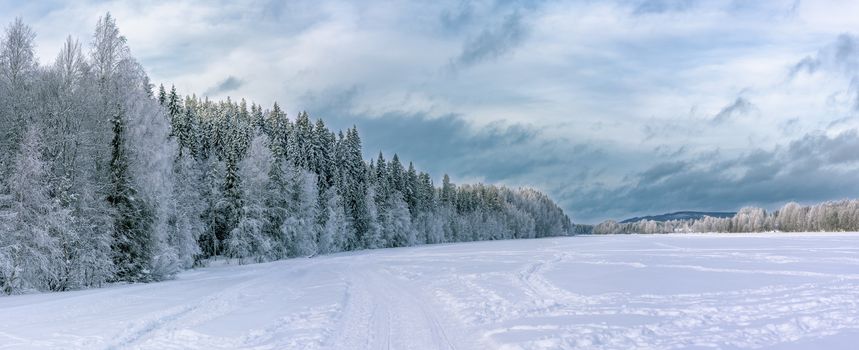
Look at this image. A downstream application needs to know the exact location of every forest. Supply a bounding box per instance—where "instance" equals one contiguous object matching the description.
[0,14,572,294]
[592,200,859,234]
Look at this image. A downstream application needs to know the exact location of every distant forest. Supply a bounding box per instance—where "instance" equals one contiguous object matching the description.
[0,14,571,294]
[590,201,859,234]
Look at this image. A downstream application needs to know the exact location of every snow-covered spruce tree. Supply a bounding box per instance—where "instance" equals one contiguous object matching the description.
[166,85,182,137]
[199,154,225,258]
[178,94,202,157]
[405,162,419,216]
[264,102,290,159]
[438,174,458,241]
[312,118,336,191]
[290,111,314,169]
[90,12,183,281]
[311,118,336,239]
[107,107,154,282]
[368,152,389,248]
[340,127,370,250]
[123,72,184,280]
[402,168,435,245]
[218,154,242,251]
[265,157,291,259]
[389,154,405,195]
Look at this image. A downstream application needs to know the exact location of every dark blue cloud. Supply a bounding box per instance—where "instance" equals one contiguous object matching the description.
[297,85,612,222]
[442,0,545,71]
[454,11,527,68]
[711,97,754,124]
[569,130,859,222]
[205,76,243,96]
[304,89,600,182]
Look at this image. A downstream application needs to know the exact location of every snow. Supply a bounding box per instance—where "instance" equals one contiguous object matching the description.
[2,232,859,349]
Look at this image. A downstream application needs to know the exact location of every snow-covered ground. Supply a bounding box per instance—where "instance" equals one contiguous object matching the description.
[2,233,859,349]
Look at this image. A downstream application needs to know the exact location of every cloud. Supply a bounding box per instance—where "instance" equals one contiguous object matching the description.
[788,34,859,111]
[204,75,244,96]
[711,97,754,124]
[450,10,528,70]
[439,0,474,34]
[301,85,602,185]
[568,130,859,222]
[790,34,859,77]
[631,0,697,15]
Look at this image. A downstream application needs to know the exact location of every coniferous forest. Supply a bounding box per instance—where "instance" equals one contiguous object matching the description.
[0,14,572,294]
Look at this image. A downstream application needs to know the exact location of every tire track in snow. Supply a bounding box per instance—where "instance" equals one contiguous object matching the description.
[327,263,461,350]
[104,275,262,350]
[493,245,859,349]
[103,262,303,349]
[514,252,616,311]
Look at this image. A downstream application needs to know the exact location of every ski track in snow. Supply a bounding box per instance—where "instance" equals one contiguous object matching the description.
[2,233,859,349]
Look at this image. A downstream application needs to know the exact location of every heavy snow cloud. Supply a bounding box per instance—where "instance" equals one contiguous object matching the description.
[205,76,244,96]
[567,130,859,221]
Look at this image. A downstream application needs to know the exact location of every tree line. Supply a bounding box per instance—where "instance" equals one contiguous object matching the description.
[591,200,859,234]
[0,14,572,294]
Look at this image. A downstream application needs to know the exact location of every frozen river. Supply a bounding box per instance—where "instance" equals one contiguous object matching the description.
[1,232,858,349]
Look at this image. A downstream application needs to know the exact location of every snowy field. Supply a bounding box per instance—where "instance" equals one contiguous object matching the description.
[1,233,859,349]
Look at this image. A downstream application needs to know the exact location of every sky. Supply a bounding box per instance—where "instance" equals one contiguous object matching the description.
[4,0,859,223]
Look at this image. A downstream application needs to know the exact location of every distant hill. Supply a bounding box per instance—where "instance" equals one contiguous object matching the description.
[620,211,736,224]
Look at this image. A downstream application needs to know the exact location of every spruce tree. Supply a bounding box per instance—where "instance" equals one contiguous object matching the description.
[341,127,369,249]
[389,154,404,194]
[312,119,335,190]
[199,155,224,258]
[265,157,291,259]
[218,154,243,248]
[166,85,182,137]
[405,162,418,215]
[107,108,153,282]
[290,111,314,169]
[441,174,455,205]
[157,84,167,105]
